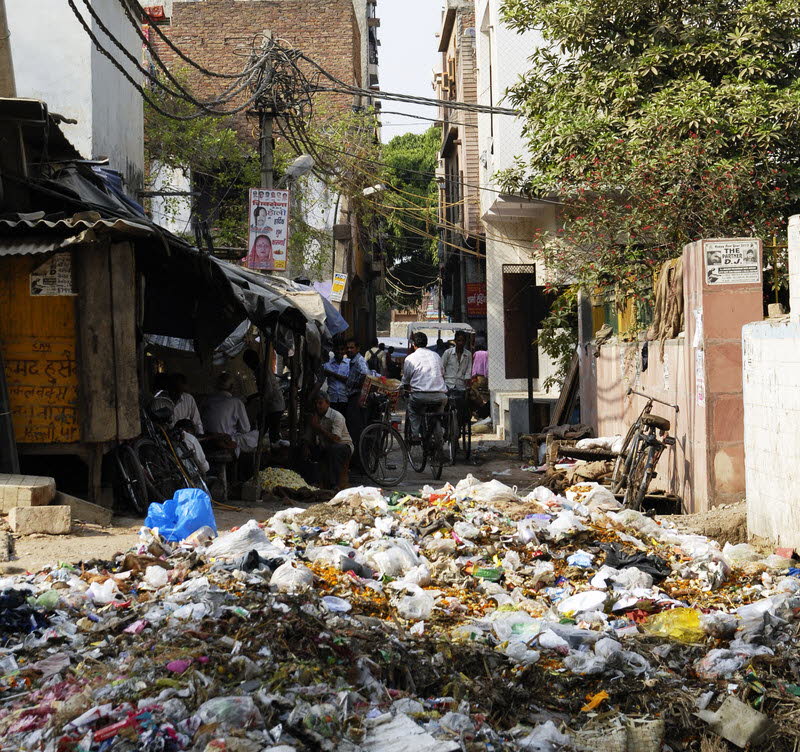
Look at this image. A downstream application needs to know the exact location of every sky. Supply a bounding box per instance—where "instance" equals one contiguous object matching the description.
[377,0,444,144]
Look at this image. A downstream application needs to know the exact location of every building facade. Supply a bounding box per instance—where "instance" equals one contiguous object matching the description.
[474,0,560,437]
[146,0,382,344]
[7,0,144,196]
[434,0,486,337]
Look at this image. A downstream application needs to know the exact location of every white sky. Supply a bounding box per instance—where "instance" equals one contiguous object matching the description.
[377,0,444,143]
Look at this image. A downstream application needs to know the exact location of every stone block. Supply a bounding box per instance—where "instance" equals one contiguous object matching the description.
[0,475,56,512]
[54,492,112,527]
[9,505,71,535]
[0,532,14,562]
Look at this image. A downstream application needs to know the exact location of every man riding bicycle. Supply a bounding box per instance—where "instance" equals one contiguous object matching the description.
[402,331,448,442]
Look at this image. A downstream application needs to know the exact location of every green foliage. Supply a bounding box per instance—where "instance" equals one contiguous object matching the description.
[499,0,800,300]
[378,127,440,308]
[537,287,579,392]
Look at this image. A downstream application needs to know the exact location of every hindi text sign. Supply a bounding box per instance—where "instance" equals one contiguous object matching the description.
[246,188,290,271]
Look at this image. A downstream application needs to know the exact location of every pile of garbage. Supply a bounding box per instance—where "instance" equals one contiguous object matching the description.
[2,476,800,751]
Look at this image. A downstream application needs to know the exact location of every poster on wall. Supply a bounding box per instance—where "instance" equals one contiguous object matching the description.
[695,349,706,407]
[330,272,348,303]
[465,282,487,316]
[703,239,760,286]
[246,188,289,271]
[30,252,76,296]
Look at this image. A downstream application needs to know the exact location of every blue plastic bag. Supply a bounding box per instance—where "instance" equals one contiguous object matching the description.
[144,488,217,542]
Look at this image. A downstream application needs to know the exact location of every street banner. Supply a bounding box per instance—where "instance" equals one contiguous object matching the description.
[466,282,487,316]
[703,239,760,286]
[246,188,289,271]
[330,272,348,302]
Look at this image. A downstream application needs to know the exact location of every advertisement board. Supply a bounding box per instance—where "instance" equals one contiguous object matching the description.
[246,188,290,271]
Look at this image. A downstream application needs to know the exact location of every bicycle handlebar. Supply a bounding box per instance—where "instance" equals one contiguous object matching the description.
[626,387,679,413]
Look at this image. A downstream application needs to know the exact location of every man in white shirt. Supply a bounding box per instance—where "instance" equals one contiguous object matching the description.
[202,372,259,454]
[163,373,204,435]
[402,331,448,440]
[307,390,353,489]
[441,331,473,392]
[174,419,210,474]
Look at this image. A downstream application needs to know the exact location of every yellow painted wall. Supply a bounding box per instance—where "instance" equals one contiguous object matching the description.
[0,255,81,443]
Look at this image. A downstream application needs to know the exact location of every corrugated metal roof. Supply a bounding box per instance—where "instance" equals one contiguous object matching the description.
[0,233,89,256]
[0,216,155,237]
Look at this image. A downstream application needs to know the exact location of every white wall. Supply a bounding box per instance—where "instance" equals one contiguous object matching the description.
[743,213,800,546]
[8,0,144,195]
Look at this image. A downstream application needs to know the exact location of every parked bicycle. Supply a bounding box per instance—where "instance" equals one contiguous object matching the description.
[404,401,447,481]
[359,389,408,487]
[446,388,472,465]
[612,388,678,510]
[112,394,209,514]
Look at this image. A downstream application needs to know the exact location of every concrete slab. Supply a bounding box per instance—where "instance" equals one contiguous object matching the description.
[54,492,113,527]
[9,505,71,535]
[0,474,56,512]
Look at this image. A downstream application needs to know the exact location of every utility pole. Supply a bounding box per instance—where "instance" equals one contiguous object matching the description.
[0,0,16,97]
[259,111,274,190]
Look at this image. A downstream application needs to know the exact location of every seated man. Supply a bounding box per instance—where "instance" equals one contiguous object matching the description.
[402,331,448,441]
[306,390,352,490]
[160,373,204,435]
[202,372,259,454]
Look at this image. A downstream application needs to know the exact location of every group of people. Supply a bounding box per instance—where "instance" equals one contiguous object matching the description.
[150,331,489,496]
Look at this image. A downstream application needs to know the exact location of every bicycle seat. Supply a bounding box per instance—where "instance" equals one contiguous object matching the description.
[642,414,671,432]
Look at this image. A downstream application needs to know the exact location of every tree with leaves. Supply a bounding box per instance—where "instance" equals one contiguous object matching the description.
[499,0,800,302]
[374,127,441,311]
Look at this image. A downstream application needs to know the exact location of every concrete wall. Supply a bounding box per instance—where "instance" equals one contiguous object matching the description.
[744,215,800,546]
[8,0,144,194]
[582,239,763,513]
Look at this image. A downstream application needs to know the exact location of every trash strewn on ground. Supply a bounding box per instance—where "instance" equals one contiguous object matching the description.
[1,476,799,750]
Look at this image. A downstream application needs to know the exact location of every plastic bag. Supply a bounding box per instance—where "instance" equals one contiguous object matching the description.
[546,511,587,542]
[330,485,388,513]
[504,641,541,666]
[517,720,572,751]
[610,566,653,590]
[307,544,371,577]
[701,611,738,639]
[88,579,123,605]
[206,519,286,560]
[453,521,480,540]
[270,561,314,593]
[143,488,217,543]
[722,542,761,566]
[143,566,168,588]
[363,539,421,578]
[567,550,594,568]
[695,649,745,680]
[557,590,606,616]
[566,483,620,510]
[643,608,704,643]
[393,584,435,620]
[196,696,263,728]
[463,479,519,504]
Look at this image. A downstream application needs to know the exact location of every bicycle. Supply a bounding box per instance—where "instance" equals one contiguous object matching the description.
[612,388,678,510]
[404,397,447,481]
[112,444,149,515]
[359,390,408,487]
[445,389,472,465]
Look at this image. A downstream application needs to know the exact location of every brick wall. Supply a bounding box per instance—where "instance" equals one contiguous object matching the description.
[152,0,365,142]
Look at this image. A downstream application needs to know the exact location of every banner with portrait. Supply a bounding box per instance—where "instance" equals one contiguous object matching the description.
[246,188,289,271]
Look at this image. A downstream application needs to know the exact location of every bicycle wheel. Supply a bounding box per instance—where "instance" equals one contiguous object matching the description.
[429,419,445,481]
[447,408,459,465]
[114,444,149,515]
[405,415,426,473]
[360,423,408,487]
[624,445,655,511]
[612,418,642,493]
[135,438,184,502]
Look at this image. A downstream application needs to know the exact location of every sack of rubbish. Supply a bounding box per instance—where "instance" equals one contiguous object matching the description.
[205,519,286,561]
[643,608,704,643]
[391,583,435,620]
[270,561,314,593]
[329,485,388,513]
[143,488,217,542]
